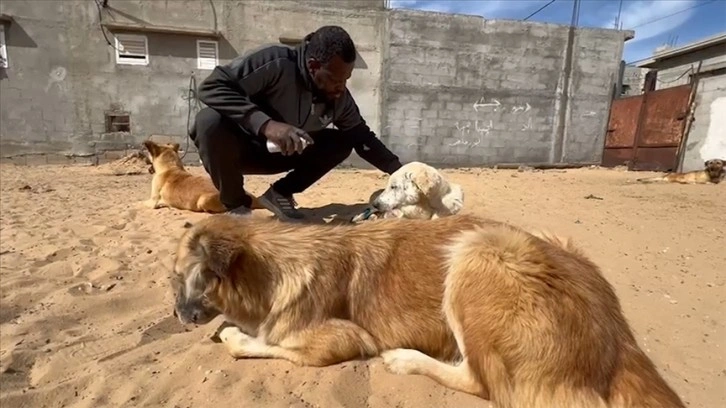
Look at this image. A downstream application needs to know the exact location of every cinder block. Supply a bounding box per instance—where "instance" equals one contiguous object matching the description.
[72,156,96,166]
[422,110,438,119]
[404,109,422,119]
[387,109,405,120]
[25,155,48,165]
[46,154,73,165]
[403,126,420,138]
[103,150,127,161]
[446,102,462,111]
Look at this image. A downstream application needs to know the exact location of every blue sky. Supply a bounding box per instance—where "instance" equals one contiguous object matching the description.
[388,0,726,63]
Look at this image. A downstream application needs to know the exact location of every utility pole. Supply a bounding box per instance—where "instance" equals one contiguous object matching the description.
[615,0,624,29]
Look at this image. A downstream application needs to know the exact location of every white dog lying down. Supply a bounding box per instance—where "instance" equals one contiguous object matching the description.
[352,161,464,222]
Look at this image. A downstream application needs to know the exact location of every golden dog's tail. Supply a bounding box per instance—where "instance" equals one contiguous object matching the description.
[606,344,687,408]
[635,176,667,183]
[442,225,685,408]
[442,225,611,407]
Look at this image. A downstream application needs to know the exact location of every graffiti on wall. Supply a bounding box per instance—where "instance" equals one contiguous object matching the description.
[450,97,535,148]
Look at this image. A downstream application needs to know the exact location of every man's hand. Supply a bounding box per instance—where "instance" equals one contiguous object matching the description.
[260,120,314,156]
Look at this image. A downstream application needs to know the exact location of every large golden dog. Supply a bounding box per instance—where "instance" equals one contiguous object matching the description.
[143,140,262,212]
[636,158,725,184]
[171,214,684,408]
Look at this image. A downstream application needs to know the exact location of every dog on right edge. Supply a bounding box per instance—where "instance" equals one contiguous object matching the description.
[171,214,685,408]
[637,158,725,184]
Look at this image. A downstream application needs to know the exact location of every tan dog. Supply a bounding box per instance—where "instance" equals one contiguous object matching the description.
[636,158,725,184]
[352,161,464,222]
[171,214,684,408]
[143,140,262,212]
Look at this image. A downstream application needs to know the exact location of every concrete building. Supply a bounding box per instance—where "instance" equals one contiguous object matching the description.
[620,65,648,97]
[0,0,632,168]
[636,33,726,172]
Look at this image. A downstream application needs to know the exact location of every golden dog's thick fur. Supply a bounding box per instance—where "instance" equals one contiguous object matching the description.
[143,140,262,212]
[352,161,464,222]
[636,159,725,184]
[171,214,684,408]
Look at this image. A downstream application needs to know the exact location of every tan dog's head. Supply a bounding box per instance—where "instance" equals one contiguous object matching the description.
[704,159,725,182]
[143,140,184,173]
[170,223,234,325]
[371,161,464,219]
[171,216,273,326]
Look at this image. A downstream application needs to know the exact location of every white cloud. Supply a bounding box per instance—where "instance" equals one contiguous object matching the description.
[613,0,697,42]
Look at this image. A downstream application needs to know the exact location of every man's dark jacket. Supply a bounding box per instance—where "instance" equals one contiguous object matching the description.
[196,41,402,175]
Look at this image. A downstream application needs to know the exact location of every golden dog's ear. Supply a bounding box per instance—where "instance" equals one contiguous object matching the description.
[171,143,180,152]
[191,233,239,278]
[407,163,464,216]
[410,167,449,203]
[143,140,160,157]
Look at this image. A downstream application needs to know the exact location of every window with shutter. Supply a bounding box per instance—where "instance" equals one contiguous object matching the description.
[197,40,218,70]
[115,33,149,66]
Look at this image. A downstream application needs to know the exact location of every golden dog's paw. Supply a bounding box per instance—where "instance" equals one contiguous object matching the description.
[381,348,426,375]
[141,199,158,209]
[218,326,248,345]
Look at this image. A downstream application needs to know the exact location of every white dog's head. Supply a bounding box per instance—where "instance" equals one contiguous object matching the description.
[371,161,464,219]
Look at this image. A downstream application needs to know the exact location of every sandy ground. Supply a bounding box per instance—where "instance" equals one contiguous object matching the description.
[0,160,724,408]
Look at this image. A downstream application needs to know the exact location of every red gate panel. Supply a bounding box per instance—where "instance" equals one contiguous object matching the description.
[605,96,642,148]
[638,85,691,147]
[602,83,692,172]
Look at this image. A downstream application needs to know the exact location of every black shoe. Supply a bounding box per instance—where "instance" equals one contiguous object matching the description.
[258,186,305,221]
[224,204,253,217]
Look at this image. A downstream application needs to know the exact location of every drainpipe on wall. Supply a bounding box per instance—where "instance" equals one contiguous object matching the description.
[615,60,625,99]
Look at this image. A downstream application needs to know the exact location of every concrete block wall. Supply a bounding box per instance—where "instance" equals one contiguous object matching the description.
[0,0,630,168]
[0,0,384,163]
[564,27,626,164]
[622,66,648,96]
[654,51,726,91]
[381,9,629,167]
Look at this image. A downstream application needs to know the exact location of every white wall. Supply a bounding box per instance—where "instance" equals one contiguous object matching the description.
[682,72,726,172]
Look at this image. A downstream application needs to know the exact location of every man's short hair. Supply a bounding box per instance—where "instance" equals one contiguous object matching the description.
[304,25,357,65]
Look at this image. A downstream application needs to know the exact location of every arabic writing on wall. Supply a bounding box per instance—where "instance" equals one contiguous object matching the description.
[450,97,534,148]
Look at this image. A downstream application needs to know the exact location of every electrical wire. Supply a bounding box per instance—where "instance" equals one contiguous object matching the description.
[523,0,556,21]
[181,73,201,160]
[569,0,581,27]
[656,66,694,84]
[94,0,122,52]
[627,0,718,29]
[615,0,624,29]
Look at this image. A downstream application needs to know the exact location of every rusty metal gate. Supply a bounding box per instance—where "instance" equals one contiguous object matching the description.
[602,83,692,172]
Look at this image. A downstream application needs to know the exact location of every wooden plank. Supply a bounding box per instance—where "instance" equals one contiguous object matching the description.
[102,22,221,38]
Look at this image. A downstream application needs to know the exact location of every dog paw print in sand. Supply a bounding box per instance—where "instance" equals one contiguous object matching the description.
[18,183,55,194]
[28,334,139,387]
[68,281,119,296]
